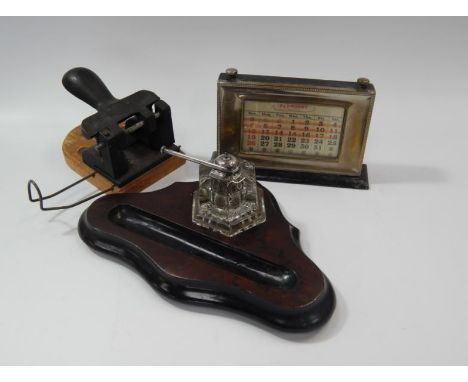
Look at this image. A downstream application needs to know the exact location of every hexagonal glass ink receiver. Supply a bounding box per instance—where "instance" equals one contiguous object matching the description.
[161,148,266,237]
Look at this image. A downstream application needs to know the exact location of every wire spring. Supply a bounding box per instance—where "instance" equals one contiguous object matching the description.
[27,172,114,211]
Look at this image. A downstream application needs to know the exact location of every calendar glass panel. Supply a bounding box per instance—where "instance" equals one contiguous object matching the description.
[241,100,345,159]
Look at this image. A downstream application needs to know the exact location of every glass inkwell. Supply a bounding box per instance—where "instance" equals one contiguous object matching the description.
[161,147,266,237]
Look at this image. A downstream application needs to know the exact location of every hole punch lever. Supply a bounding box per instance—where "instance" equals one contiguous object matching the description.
[27,173,114,211]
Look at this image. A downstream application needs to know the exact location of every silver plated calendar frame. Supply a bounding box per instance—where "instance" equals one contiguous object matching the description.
[217,69,376,178]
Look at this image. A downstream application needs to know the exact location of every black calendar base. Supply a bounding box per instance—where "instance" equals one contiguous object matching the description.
[256,164,369,190]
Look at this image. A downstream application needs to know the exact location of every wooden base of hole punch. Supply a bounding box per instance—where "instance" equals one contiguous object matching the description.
[62,126,185,194]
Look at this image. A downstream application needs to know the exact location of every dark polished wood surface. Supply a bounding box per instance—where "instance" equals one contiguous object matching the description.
[78,181,335,331]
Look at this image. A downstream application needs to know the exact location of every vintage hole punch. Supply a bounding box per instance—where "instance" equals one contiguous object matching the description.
[28,67,185,211]
[78,148,336,331]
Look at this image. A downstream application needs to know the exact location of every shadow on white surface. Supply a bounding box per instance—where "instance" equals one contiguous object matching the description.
[42,189,99,235]
[47,216,77,236]
[369,163,448,184]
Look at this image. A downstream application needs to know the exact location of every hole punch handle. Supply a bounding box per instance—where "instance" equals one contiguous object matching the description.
[62,67,117,111]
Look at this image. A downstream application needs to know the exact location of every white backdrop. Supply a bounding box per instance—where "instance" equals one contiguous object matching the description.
[0,17,467,365]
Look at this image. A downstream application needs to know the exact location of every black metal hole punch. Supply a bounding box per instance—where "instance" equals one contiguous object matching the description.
[27,174,115,211]
[27,67,181,212]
